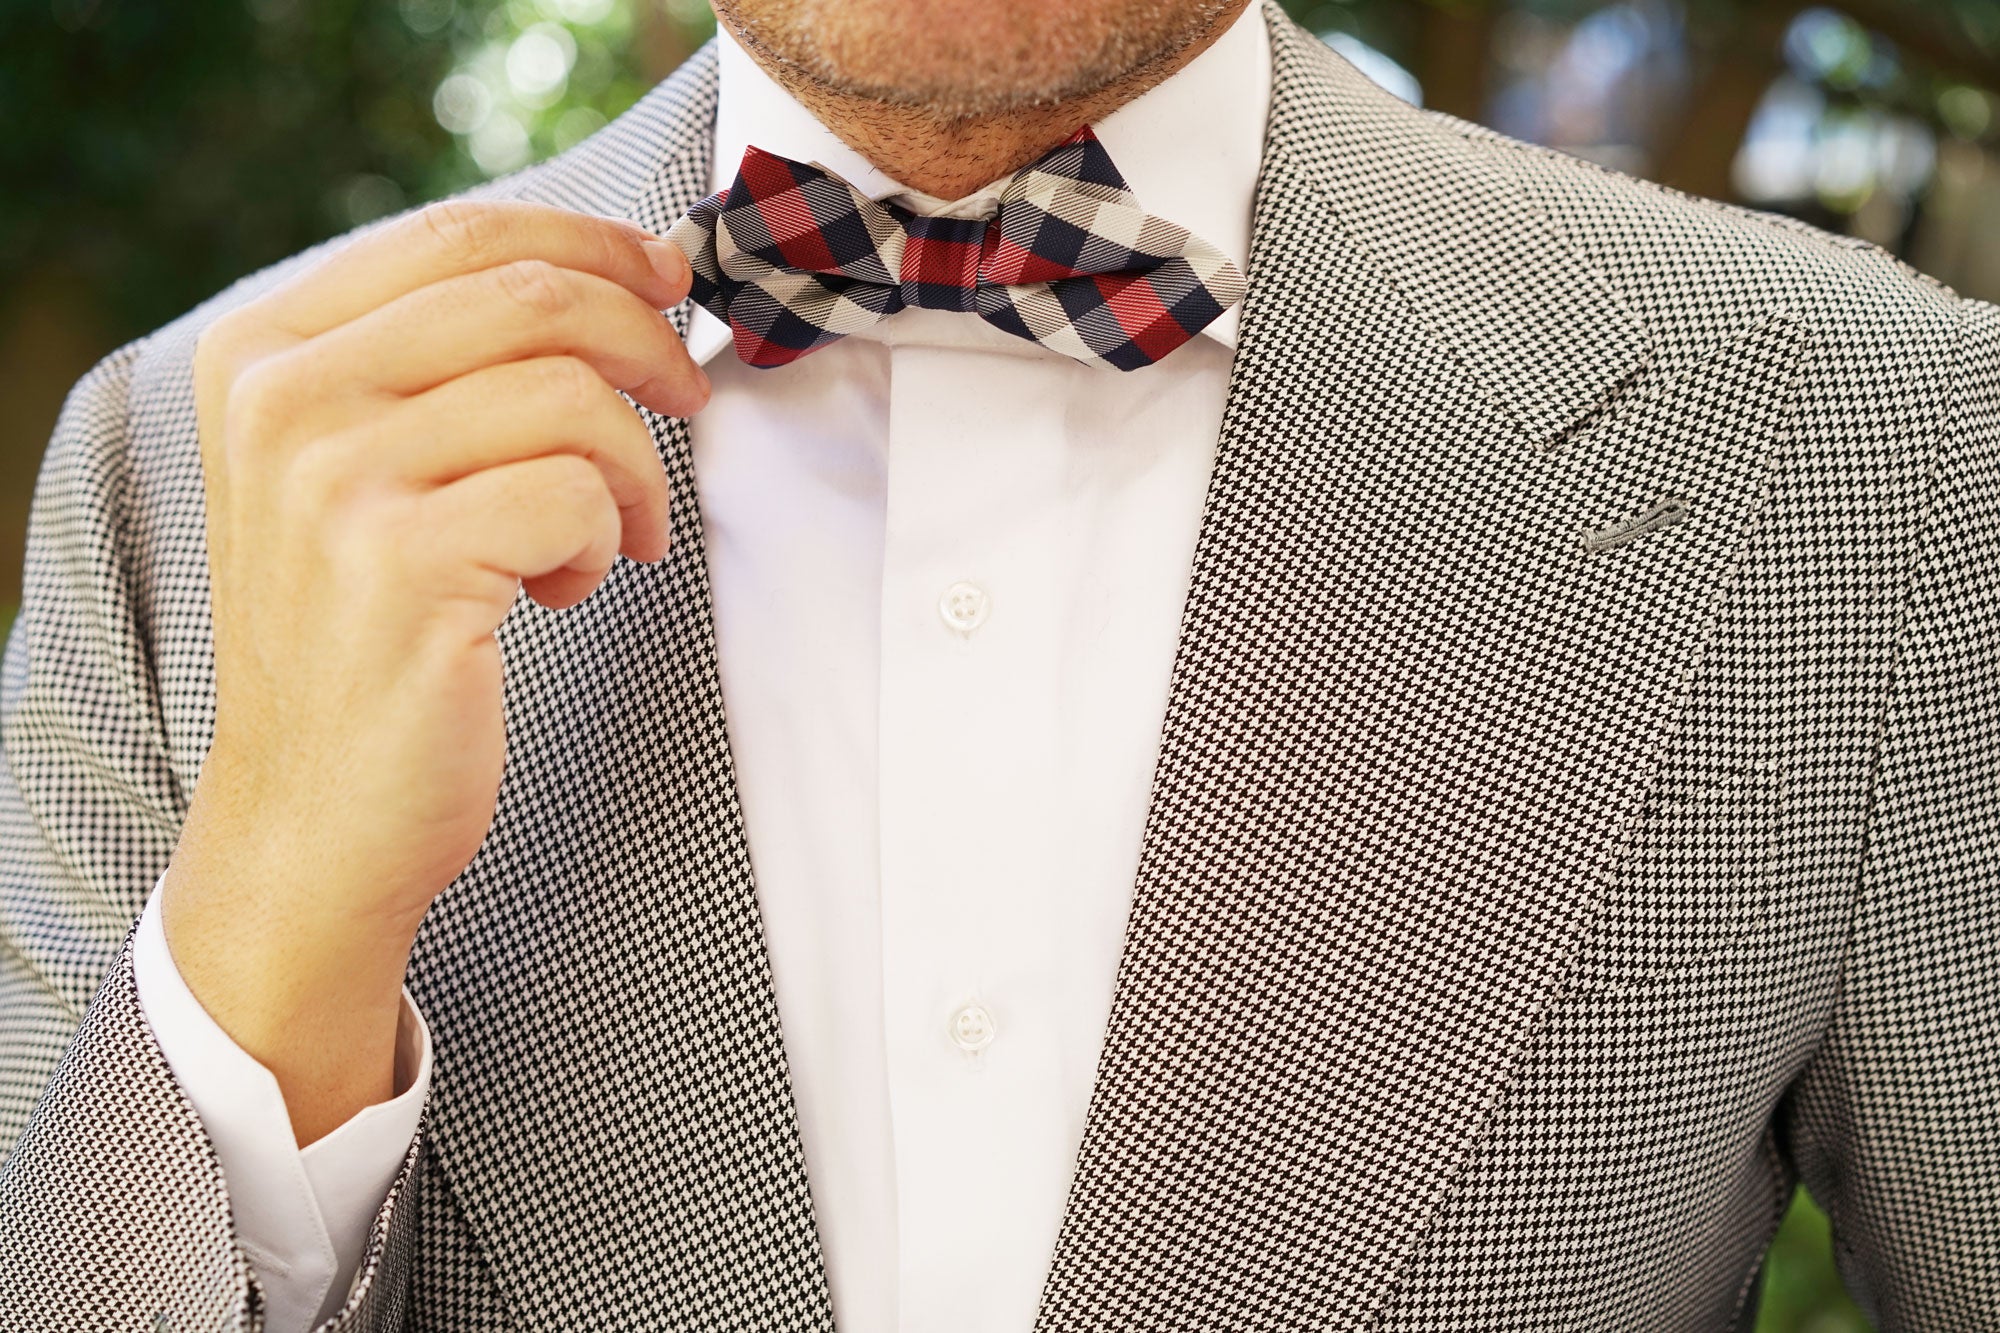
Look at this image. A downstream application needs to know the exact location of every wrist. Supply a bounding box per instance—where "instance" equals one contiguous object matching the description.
[163,766,423,1145]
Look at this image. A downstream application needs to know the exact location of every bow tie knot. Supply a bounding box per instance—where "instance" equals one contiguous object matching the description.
[895,213,991,314]
[665,128,1247,371]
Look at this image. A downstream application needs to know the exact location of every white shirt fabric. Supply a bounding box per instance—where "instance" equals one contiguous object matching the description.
[131,8,1273,1330]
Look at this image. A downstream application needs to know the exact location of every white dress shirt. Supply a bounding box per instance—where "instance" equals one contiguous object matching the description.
[132,8,1273,1330]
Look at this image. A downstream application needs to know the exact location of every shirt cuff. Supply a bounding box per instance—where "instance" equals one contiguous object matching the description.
[132,870,433,1332]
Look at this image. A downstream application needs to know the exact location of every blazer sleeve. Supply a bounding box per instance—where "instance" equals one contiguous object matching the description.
[0,340,424,1332]
[1780,295,2000,1328]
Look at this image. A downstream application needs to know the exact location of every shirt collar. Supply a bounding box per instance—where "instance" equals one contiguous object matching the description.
[686,3,1272,366]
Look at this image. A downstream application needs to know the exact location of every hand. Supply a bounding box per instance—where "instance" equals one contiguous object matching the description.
[160,200,708,1144]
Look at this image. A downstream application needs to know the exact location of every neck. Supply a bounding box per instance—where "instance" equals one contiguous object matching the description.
[720,3,1251,200]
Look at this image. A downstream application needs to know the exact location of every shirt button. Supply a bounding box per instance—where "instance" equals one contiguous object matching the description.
[938,581,990,635]
[950,1003,997,1053]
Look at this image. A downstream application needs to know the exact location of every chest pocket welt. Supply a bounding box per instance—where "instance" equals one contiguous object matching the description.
[1574,759,1788,992]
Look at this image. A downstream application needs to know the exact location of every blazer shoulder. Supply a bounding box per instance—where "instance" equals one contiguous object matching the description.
[1431,110,1963,376]
[1957,295,2000,442]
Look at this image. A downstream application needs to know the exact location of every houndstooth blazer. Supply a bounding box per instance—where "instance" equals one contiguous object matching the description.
[3,3,1997,1329]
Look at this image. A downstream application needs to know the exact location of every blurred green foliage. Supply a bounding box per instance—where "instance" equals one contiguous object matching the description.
[1760,1192,1872,1332]
[0,0,691,341]
[5,0,451,338]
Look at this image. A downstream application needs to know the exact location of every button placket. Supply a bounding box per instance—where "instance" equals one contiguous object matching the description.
[876,339,1075,1327]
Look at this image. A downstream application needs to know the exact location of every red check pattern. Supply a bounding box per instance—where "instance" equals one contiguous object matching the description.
[664,128,1247,371]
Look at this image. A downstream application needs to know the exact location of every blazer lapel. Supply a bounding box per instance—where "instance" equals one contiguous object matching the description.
[406,47,836,1332]
[1033,5,1806,1329]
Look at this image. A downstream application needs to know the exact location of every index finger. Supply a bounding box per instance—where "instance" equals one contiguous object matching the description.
[256,200,694,341]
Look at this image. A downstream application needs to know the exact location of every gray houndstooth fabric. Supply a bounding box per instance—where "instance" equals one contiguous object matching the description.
[2,2,1997,1328]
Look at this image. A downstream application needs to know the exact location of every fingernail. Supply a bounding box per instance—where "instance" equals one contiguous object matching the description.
[694,362,711,399]
[644,238,688,285]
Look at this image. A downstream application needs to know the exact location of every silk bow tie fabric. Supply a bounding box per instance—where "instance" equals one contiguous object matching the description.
[664,127,1248,371]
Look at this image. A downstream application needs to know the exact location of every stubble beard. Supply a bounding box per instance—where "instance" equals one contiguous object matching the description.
[712,0,1242,123]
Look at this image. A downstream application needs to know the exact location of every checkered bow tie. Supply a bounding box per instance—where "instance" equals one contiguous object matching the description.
[664,127,1247,371]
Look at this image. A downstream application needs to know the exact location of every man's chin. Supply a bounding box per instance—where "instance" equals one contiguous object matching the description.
[714,0,1235,122]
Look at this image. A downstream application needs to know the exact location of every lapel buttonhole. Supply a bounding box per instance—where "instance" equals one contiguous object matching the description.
[1581,496,1691,553]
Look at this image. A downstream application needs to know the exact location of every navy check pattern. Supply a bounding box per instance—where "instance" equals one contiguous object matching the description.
[664,128,1247,370]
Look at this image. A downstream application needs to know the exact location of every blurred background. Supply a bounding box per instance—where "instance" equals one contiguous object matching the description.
[4,1,1996,1325]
